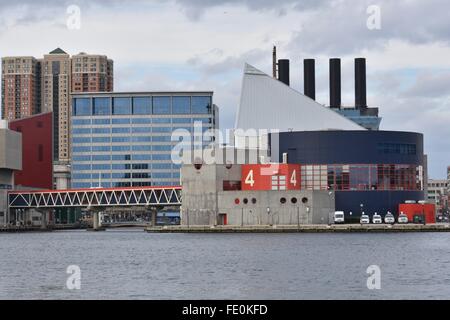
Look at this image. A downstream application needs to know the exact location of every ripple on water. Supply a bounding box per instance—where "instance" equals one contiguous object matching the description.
[1,231,450,299]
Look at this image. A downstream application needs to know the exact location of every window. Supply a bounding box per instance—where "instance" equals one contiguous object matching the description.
[153,145,172,151]
[172,96,190,114]
[93,97,110,115]
[112,173,131,179]
[133,154,152,161]
[92,137,110,143]
[132,163,149,170]
[73,98,91,116]
[72,173,91,180]
[112,127,130,134]
[131,136,151,142]
[73,137,91,144]
[92,146,110,152]
[152,118,171,124]
[153,96,171,114]
[92,155,110,161]
[152,163,171,169]
[113,97,131,115]
[152,136,171,142]
[153,154,171,160]
[377,143,416,155]
[73,155,91,161]
[112,164,131,170]
[73,146,91,153]
[112,154,131,161]
[132,145,152,151]
[112,136,130,143]
[72,182,92,189]
[133,97,152,115]
[132,127,151,133]
[192,96,211,114]
[132,173,150,179]
[152,172,173,179]
[152,127,172,133]
[72,119,91,125]
[92,128,110,134]
[92,164,111,170]
[72,164,91,171]
[303,164,423,192]
[132,118,152,124]
[112,118,130,124]
[173,118,191,124]
[93,118,110,125]
[112,145,131,152]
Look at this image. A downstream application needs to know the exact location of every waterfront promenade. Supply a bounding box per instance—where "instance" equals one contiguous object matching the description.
[146,223,450,233]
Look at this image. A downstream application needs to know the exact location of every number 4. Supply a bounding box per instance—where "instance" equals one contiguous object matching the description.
[245,170,255,187]
[290,170,297,186]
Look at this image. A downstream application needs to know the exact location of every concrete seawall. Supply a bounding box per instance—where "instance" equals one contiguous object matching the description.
[146,224,450,233]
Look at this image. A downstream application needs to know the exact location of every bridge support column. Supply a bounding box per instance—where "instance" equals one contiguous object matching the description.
[93,211,100,230]
[151,209,157,227]
[41,210,47,230]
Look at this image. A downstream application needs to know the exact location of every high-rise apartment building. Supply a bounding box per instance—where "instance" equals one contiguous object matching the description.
[41,48,71,161]
[1,48,114,167]
[71,53,113,93]
[1,56,41,121]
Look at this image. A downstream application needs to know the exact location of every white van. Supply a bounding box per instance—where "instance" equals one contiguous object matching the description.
[372,213,382,224]
[333,211,345,224]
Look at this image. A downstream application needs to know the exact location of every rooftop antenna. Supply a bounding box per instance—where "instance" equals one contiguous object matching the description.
[272,46,277,78]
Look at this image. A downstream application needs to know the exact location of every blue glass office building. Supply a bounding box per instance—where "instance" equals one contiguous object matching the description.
[71,92,218,189]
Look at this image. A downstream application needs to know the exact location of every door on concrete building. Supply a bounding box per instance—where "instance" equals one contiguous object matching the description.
[218,213,227,225]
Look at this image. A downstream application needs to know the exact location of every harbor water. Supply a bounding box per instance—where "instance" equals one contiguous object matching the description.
[1,229,450,299]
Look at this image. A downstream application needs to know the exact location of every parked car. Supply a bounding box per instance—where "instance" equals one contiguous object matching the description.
[398,212,409,224]
[384,212,395,224]
[372,213,382,224]
[333,211,345,224]
[360,213,370,224]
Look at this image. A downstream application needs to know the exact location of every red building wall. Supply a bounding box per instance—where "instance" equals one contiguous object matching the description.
[241,164,301,191]
[9,112,53,189]
[398,203,435,224]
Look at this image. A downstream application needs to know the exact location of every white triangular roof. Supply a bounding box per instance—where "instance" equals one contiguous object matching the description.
[234,64,365,131]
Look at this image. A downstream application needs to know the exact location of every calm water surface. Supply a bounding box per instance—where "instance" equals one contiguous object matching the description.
[1,229,450,299]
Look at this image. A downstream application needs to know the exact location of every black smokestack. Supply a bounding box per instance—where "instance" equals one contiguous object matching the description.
[329,58,341,108]
[303,59,315,100]
[278,59,290,86]
[355,58,367,108]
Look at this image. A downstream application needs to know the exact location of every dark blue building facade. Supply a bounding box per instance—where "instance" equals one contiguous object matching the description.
[271,130,425,220]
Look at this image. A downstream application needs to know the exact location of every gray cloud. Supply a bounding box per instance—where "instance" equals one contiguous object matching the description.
[173,0,328,19]
[403,71,450,98]
[187,48,268,74]
[287,0,450,56]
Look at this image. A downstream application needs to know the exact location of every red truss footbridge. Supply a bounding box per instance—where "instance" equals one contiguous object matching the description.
[8,186,182,209]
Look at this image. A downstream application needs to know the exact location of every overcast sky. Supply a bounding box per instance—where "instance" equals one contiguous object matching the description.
[0,0,449,178]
